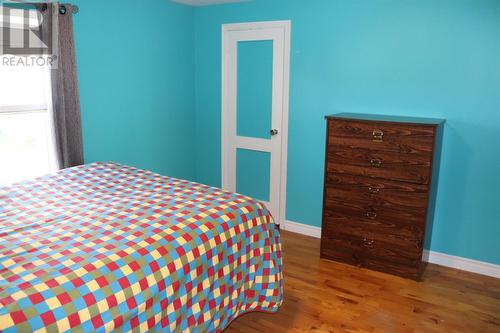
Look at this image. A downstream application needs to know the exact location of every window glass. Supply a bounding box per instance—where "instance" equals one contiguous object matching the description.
[0,57,57,186]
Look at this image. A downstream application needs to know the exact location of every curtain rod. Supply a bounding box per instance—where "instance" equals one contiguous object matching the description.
[2,1,79,14]
[40,2,79,15]
[56,4,79,15]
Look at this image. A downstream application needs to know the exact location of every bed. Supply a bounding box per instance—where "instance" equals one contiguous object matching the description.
[0,162,283,332]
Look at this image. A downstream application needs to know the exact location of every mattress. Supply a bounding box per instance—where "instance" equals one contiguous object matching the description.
[0,162,283,332]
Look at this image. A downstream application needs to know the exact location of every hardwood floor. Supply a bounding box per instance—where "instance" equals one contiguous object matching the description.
[226,230,500,333]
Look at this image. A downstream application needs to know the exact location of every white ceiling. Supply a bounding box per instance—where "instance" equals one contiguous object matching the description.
[171,0,251,6]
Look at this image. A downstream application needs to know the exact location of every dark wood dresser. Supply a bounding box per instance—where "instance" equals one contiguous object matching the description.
[321,113,444,280]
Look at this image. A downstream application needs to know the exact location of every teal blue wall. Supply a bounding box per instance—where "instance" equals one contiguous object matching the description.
[73,0,196,180]
[193,0,500,264]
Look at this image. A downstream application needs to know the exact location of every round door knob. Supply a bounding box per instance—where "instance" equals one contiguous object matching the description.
[270,129,279,136]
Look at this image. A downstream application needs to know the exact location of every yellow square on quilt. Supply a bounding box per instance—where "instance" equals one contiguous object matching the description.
[56,318,71,332]
[130,282,141,296]
[34,282,50,293]
[73,267,86,278]
[199,224,210,233]
[77,307,91,323]
[45,296,60,309]
[86,279,100,292]
[62,259,74,267]
[166,285,174,298]
[115,290,126,304]
[120,265,133,277]
[11,290,27,301]
[146,273,156,287]
[11,265,24,275]
[192,303,201,315]
[2,259,15,268]
[139,322,149,332]
[151,249,162,260]
[203,311,212,323]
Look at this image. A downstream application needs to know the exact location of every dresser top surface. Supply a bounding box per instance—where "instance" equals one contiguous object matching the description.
[326,113,445,125]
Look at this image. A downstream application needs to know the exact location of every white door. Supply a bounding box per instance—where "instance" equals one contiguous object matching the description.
[221,21,291,225]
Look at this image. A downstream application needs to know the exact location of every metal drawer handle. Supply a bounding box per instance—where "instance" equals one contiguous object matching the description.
[373,130,384,142]
[366,211,377,219]
[368,186,380,194]
[363,237,375,247]
[370,159,382,168]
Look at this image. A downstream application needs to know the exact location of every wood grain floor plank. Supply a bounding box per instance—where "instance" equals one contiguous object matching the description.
[226,231,500,332]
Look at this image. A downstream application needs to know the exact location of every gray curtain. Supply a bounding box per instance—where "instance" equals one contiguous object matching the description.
[39,3,84,169]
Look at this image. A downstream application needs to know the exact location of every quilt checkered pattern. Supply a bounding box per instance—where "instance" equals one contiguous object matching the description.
[0,162,283,332]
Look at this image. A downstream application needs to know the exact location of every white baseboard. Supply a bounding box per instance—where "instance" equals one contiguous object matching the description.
[423,250,500,278]
[282,220,322,238]
[282,220,500,279]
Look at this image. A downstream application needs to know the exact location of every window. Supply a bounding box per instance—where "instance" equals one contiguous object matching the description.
[0,61,58,185]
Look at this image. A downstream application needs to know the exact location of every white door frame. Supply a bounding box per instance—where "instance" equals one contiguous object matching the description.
[221,20,291,226]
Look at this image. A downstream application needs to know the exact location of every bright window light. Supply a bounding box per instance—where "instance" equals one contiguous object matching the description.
[0,58,58,186]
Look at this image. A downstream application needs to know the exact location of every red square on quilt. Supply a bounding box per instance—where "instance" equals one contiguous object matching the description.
[18,281,32,290]
[71,277,85,288]
[10,310,27,324]
[113,316,124,328]
[0,295,15,306]
[106,295,118,308]
[157,246,168,256]
[147,316,156,329]
[91,315,104,329]
[130,316,140,328]
[106,262,119,272]
[149,261,160,272]
[118,277,131,289]
[83,263,96,272]
[56,292,72,305]
[41,311,56,326]
[139,278,149,291]
[167,262,176,274]
[28,292,44,304]
[173,298,182,310]
[95,276,109,288]
[6,274,20,282]
[83,293,97,306]
[128,261,140,272]
[45,278,59,288]
[126,297,137,309]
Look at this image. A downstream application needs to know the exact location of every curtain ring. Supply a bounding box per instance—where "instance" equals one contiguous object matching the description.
[59,5,67,15]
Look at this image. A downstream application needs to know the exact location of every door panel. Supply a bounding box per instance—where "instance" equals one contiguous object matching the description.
[222,21,290,225]
[237,40,273,140]
[236,148,271,202]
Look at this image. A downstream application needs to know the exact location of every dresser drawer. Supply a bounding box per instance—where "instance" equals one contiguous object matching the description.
[320,242,421,279]
[323,198,426,233]
[320,230,421,268]
[322,208,424,250]
[324,173,429,214]
[326,146,432,184]
[328,119,435,154]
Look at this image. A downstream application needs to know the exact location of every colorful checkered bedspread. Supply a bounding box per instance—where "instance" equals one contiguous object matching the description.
[0,162,283,332]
